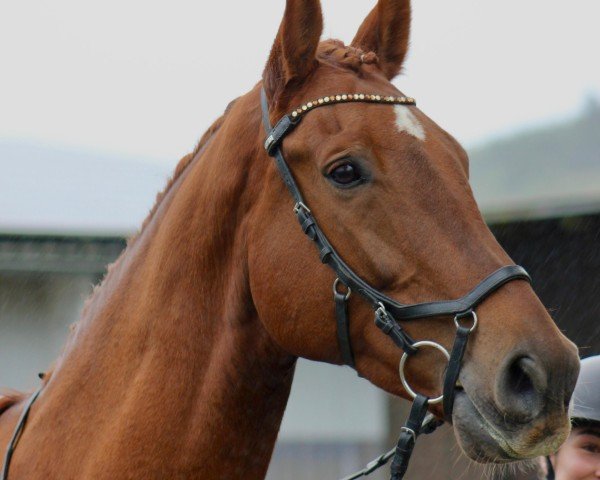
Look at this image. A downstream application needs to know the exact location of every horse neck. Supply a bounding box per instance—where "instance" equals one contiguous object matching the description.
[18,88,296,479]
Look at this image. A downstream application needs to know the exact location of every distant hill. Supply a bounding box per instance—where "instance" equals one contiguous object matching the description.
[469,98,600,220]
[0,140,171,235]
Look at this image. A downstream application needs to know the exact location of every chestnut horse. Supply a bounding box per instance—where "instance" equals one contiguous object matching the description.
[0,1,579,478]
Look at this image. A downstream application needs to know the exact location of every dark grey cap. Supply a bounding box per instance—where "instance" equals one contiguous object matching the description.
[571,355,600,424]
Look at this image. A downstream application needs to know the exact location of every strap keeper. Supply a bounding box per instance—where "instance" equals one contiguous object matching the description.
[319,246,332,263]
[264,115,297,156]
[301,217,315,235]
[264,134,276,154]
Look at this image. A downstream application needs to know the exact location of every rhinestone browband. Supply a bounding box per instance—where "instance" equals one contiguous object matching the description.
[289,93,416,119]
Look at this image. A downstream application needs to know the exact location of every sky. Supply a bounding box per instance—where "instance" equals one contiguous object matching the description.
[1,1,599,167]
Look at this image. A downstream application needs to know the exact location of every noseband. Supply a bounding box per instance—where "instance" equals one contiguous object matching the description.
[260,88,531,480]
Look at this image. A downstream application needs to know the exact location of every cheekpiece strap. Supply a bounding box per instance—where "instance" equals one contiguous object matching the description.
[443,323,472,418]
[334,284,355,368]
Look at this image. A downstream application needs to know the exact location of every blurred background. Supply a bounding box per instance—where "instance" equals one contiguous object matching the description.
[1,1,599,479]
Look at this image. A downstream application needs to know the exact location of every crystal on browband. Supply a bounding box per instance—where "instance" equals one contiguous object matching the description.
[289,93,416,119]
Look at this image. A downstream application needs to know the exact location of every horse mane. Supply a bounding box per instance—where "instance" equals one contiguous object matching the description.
[133,97,239,242]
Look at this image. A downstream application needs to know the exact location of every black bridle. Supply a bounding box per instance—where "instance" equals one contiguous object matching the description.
[260,88,531,480]
[0,89,531,480]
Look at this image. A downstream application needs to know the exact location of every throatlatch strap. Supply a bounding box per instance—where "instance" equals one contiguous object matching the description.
[390,394,430,480]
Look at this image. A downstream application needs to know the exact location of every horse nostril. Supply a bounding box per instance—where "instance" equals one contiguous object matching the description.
[495,355,546,423]
[508,357,536,397]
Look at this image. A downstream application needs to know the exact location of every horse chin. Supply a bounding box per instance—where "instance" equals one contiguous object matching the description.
[451,389,569,464]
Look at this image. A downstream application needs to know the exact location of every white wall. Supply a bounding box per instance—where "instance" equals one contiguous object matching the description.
[0,272,95,390]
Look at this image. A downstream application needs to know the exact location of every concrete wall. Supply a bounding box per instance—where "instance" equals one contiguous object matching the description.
[0,272,97,391]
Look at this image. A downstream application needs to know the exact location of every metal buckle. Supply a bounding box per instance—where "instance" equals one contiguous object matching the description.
[375,302,388,320]
[374,302,392,332]
[333,278,351,300]
[454,310,478,333]
[399,341,450,404]
[293,202,311,215]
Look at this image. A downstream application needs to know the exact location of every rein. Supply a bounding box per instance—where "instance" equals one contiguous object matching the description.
[260,88,531,480]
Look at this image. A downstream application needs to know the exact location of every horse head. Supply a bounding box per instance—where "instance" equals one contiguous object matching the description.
[248,0,579,464]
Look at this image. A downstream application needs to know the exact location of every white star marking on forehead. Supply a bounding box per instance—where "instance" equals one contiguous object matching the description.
[394,105,426,141]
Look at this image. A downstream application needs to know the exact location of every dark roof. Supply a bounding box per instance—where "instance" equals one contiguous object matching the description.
[0,233,125,274]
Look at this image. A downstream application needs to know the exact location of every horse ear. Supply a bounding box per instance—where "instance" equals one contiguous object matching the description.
[351,0,411,80]
[263,0,323,108]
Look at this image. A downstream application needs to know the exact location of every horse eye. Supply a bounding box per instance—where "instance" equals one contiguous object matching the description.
[328,162,362,186]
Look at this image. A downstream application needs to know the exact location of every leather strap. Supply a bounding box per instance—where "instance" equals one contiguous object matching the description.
[390,394,430,480]
[334,287,355,368]
[386,266,530,320]
[339,449,395,480]
[1,386,42,480]
[546,456,555,480]
[443,323,471,419]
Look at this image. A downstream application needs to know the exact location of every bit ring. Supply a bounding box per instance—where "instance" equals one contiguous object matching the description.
[399,341,450,404]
